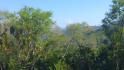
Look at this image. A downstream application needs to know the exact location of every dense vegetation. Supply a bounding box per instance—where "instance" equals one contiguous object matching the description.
[0,0,124,70]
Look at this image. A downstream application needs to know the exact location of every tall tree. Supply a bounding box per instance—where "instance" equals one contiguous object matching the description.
[102,0,124,70]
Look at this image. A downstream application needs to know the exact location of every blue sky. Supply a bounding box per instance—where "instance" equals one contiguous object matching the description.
[0,0,112,28]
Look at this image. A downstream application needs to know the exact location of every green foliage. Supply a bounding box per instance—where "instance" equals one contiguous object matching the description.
[102,0,124,70]
[0,0,124,69]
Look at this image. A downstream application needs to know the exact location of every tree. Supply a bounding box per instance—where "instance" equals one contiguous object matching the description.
[102,0,124,70]
[64,22,98,70]
[0,6,54,70]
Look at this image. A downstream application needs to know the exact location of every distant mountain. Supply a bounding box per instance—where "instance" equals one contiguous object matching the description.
[90,26,101,30]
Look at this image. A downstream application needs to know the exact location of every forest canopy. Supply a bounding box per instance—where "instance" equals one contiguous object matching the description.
[0,0,124,70]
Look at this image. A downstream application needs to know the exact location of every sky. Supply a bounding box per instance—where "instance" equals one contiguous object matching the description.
[0,0,112,28]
